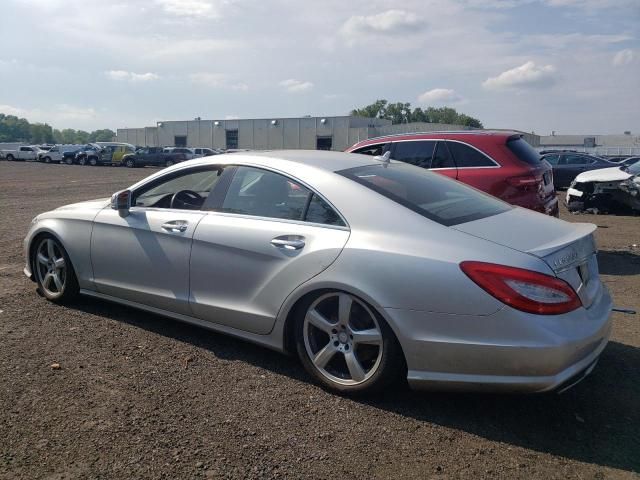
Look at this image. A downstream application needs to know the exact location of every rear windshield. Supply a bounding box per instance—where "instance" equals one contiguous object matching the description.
[507,137,541,166]
[338,164,511,226]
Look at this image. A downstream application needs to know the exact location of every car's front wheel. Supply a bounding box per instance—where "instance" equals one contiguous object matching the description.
[6,154,14,161]
[88,157,98,166]
[125,158,135,168]
[65,157,73,165]
[78,157,86,166]
[295,291,404,394]
[165,159,174,167]
[32,236,79,303]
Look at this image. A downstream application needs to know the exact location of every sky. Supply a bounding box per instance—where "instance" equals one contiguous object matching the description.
[0,0,638,135]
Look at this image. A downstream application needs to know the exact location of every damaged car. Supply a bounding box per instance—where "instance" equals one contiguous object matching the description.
[566,160,640,213]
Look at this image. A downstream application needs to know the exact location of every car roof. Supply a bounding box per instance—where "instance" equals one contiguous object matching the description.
[160,150,383,174]
[360,129,519,142]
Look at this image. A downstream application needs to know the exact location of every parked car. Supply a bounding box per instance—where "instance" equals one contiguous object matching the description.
[122,147,187,168]
[566,160,640,213]
[3,145,42,161]
[347,131,559,216]
[75,144,101,165]
[61,146,88,165]
[540,152,617,189]
[617,156,640,167]
[38,145,84,163]
[170,147,195,160]
[24,150,612,394]
[192,147,216,158]
[78,143,136,166]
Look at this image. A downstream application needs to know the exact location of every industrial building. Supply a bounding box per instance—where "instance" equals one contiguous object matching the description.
[115,115,639,157]
[115,116,478,151]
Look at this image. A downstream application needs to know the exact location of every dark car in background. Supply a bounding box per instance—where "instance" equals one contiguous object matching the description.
[122,147,187,168]
[540,151,617,189]
[347,131,559,216]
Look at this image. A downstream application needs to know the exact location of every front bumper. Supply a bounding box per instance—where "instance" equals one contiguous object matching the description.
[386,283,612,393]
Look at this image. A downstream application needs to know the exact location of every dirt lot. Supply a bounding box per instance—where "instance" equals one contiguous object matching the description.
[0,161,638,479]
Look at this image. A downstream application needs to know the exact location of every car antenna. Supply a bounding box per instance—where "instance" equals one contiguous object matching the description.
[374,151,391,167]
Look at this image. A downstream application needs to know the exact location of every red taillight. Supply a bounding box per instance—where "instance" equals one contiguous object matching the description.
[460,261,582,315]
[506,174,540,188]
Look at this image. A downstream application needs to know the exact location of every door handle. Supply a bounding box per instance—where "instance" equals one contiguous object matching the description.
[161,221,188,233]
[271,237,305,250]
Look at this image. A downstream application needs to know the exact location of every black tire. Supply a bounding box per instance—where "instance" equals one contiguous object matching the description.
[125,158,135,168]
[78,157,86,166]
[32,235,79,304]
[43,156,51,163]
[294,290,405,395]
[65,157,73,165]
[6,154,14,161]
[165,159,174,167]
[88,157,98,166]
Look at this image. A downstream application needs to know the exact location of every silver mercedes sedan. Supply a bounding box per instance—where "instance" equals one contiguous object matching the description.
[23,151,612,394]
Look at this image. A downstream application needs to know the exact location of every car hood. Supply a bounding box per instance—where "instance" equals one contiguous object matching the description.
[452,207,596,273]
[574,166,631,183]
[55,198,110,210]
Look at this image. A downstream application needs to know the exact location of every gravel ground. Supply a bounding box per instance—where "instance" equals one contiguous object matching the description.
[0,161,639,480]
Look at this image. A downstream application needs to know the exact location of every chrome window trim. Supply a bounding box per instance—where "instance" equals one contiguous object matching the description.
[201,209,351,232]
[374,138,501,169]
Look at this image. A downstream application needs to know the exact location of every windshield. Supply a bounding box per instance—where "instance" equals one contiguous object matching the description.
[625,161,640,176]
[338,163,511,226]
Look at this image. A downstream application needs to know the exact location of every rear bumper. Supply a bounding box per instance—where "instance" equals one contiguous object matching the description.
[386,284,612,393]
[528,195,559,217]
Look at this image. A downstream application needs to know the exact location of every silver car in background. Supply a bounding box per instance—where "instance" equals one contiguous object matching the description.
[23,151,612,394]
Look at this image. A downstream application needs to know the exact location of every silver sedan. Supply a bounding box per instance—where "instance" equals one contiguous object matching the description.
[23,151,612,394]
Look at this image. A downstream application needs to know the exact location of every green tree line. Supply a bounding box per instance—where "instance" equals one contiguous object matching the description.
[351,100,483,128]
[0,113,115,144]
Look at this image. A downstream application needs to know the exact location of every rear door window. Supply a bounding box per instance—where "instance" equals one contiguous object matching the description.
[431,141,456,168]
[446,141,496,167]
[391,141,435,168]
[542,154,560,165]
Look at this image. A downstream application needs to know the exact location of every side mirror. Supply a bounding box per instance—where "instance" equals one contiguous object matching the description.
[111,189,131,216]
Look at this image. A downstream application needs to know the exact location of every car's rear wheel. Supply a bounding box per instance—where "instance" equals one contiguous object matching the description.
[295,291,404,394]
[125,158,135,168]
[78,157,86,166]
[88,157,97,166]
[32,236,79,303]
[65,157,73,165]
[43,156,51,163]
[6,154,14,161]
[165,159,174,167]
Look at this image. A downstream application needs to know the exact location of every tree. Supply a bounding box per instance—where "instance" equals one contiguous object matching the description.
[350,99,388,119]
[0,111,115,144]
[350,99,483,128]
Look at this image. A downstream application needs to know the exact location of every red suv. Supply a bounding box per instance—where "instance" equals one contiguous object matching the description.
[346,131,559,216]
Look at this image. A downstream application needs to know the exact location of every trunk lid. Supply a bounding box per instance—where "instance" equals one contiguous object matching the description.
[452,208,601,308]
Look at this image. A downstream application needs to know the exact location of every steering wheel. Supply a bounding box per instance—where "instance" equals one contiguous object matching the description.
[170,190,203,209]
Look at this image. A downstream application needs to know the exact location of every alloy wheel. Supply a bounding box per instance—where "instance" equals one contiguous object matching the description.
[35,238,67,297]
[303,292,383,386]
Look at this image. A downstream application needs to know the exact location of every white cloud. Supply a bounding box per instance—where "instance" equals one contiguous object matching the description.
[189,73,248,90]
[279,79,314,93]
[0,103,96,123]
[417,88,462,105]
[612,49,635,67]
[156,0,225,19]
[341,10,423,41]
[105,70,159,82]
[483,61,557,90]
[0,104,26,116]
